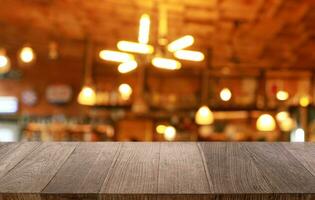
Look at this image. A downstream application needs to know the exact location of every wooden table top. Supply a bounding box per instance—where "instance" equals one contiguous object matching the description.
[0,142,314,200]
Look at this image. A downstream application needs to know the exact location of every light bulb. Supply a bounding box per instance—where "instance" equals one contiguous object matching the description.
[99,50,134,63]
[152,57,181,70]
[164,126,176,141]
[299,96,310,107]
[19,46,35,63]
[117,41,154,54]
[276,111,289,122]
[195,105,214,125]
[0,55,9,68]
[118,83,132,100]
[276,90,289,101]
[167,35,194,52]
[118,61,138,74]
[77,86,96,106]
[279,117,295,132]
[138,14,150,44]
[256,114,276,132]
[220,88,232,102]
[290,128,305,142]
[48,42,58,60]
[156,124,167,134]
[174,50,204,61]
[0,51,11,74]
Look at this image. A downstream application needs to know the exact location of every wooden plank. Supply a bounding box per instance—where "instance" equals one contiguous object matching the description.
[205,194,312,199]
[0,142,315,200]
[243,143,315,193]
[198,142,273,193]
[0,142,40,179]
[158,143,210,194]
[93,194,313,200]
[0,143,20,159]
[42,142,121,198]
[99,142,160,197]
[0,142,77,194]
[282,143,315,177]
[0,194,41,200]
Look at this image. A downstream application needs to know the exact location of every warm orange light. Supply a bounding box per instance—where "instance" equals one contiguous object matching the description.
[299,96,310,107]
[117,41,154,54]
[276,90,289,101]
[0,50,10,74]
[152,57,181,70]
[48,42,58,60]
[195,105,214,125]
[276,111,289,122]
[19,46,35,63]
[156,124,167,134]
[99,50,134,63]
[279,117,295,132]
[167,35,194,52]
[164,126,176,141]
[174,50,204,61]
[220,88,232,102]
[256,114,276,132]
[77,86,96,106]
[118,83,132,100]
[138,14,150,44]
[118,61,138,74]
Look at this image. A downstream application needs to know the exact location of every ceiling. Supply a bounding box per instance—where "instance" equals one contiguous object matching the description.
[0,0,315,70]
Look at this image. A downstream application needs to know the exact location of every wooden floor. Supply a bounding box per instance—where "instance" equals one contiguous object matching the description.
[0,142,314,200]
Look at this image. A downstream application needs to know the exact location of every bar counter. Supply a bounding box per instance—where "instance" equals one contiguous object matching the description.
[0,142,314,199]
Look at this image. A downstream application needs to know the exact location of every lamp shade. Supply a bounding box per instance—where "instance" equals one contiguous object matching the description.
[299,96,310,107]
[276,111,289,122]
[0,51,11,74]
[279,117,295,132]
[77,86,96,106]
[19,46,36,64]
[276,90,289,101]
[164,126,176,141]
[220,88,232,102]
[195,105,214,125]
[256,114,276,132]
[290,128,305,142]
[118,83,132,100]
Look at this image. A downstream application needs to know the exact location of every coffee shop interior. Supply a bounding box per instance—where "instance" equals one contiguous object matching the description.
[0,0,315,142]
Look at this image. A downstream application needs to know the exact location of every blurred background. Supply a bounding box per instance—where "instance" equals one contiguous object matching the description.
[0,0,315,142]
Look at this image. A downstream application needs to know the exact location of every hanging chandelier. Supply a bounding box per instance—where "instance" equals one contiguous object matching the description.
[99,5,205,73]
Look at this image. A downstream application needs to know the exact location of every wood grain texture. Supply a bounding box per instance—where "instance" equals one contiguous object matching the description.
[42,142,121,199]
[158,142,210,194]
[100,142,160,195]
[243,142,315,193]
[0,142,77,193]
[0,142,315,200]
[0,142,40,179]
[0,143,21,162]
[97,194,314,200]
[282,143,315,177]
[0,194,41,200]
[198,142,273,193]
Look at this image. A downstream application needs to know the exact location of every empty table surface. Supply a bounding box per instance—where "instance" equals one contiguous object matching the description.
[0,142,314,200]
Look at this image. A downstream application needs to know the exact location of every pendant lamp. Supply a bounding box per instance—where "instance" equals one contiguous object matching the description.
[78,39,96,106]
[256,70,276,131]
[195,60,214,125]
